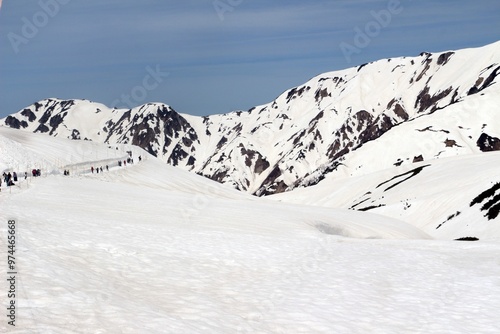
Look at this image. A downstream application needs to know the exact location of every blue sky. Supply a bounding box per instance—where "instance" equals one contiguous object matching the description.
[0,0,499,118]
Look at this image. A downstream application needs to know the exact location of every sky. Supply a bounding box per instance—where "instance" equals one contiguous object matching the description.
[0,0,499,118]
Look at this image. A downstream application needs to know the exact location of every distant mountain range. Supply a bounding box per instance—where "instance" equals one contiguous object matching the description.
[2,41,499,195]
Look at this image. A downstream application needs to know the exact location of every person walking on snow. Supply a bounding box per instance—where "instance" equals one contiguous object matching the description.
[91,166,94,173]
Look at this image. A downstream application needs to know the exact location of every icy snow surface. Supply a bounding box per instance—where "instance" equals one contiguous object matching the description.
[1,127,500,333]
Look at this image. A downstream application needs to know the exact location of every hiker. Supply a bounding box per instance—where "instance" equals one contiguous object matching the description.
[96,167,99,174]
[106,165,109,171]
[24,172,27,180]
[13,172,17,182]
[100,167,103,173]
[7,173,14,186]
[36,169,41,177]
[91,166,94,173]
[138,155,142,162]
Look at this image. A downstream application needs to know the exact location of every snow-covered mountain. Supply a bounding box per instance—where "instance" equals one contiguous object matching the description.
[2,41,500,195]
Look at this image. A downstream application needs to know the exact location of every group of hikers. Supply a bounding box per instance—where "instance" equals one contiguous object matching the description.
[1,172,17,188]
[32,169,42,177]
[90,165,108,174]
[1,171,28,191]
[90,155,141,174]
[1,154,144,192]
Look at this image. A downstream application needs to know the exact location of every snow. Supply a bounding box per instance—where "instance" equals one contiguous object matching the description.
[272,149,500,241]
[2,127,500,333]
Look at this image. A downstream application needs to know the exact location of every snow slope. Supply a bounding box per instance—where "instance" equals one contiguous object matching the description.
[272,149,500,241]
[1,118,500,333]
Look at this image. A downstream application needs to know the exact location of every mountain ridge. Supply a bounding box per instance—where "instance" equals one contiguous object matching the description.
[2,41,500,195]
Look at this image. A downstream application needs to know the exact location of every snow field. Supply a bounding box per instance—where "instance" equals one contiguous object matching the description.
[1,127,500,332]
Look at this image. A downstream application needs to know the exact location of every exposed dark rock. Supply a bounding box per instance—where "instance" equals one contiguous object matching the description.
[414,86,453,113]
[187,156,196,166]
[286,86,310,103]
[444,139,461,148]
[35,123,49,133]
[240,146,255,167]
[358,204,386,211]
[393,103,408,120]
[416,58,432,82]
[310,111,324,125]
[34,101,43,111]
[376,164,430,191]
[413,155,424,163]
[208,169,229,183]
[469,183,500,220]
[437,52,454,66]
[257,180,288,197]
[476,133,500,152]
[480,66,500,90]
[49,113,65,135]
[293,130,306,146]
[71,129,81,140]
[470,182,500,220]
[182,137,193,147]
[468,66,500,95]
[21,108,37,122]
[436,211,461,229]
[416,126,450,134]
[259,165,282,193]
[254,155,270,175]
[354,110,373,131]
[357,63,368,72]
[386,98,396,110]
[4,116,21,129]
[455,237,479,241]
[349,198,370,210]
[216,136,228,150]
[315,88,330,102]
[168,143,189,166]
[39,109,52,124]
